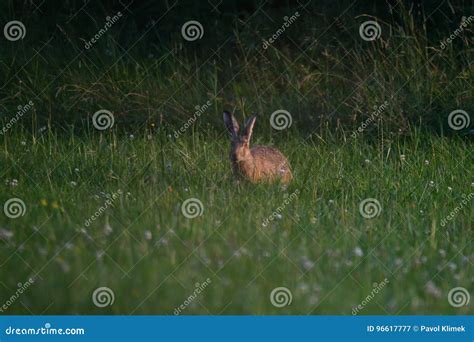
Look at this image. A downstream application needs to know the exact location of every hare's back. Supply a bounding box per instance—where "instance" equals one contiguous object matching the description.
[251,145,291,172]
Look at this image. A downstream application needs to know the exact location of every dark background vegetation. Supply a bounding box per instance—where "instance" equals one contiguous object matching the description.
[0,0,472,136]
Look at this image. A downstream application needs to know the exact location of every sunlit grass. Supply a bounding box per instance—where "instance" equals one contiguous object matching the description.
[1,128,472,314]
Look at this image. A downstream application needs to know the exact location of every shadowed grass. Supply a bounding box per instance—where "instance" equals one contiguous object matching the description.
[0,2,472,134]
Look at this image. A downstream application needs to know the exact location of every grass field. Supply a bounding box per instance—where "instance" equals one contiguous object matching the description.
[1,128,472,314]
[0,0,472,316]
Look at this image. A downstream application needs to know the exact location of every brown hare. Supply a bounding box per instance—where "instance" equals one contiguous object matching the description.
[223,111,292,183]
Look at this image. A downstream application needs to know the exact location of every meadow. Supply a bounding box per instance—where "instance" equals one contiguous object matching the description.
[1,128,472,314]
[0,0,472,315]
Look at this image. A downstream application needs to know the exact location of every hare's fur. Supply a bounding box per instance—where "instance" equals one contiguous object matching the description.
[223,111,292,183]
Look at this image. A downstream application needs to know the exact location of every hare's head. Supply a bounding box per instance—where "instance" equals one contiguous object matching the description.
[223,111,256,162]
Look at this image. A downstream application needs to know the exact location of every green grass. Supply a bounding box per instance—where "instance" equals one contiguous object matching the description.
[0,1,472,134]
[0,0,472,316]
[1,128,472,314]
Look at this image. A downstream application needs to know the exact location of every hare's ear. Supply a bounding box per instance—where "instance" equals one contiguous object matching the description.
[223,111,239,138]
[242,114,257,142]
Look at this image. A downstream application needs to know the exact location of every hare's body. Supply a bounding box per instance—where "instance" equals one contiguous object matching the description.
[232,145,292,183]
[224,111,292,184]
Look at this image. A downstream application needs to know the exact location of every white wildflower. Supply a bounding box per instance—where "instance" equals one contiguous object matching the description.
[353,246,364,257]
